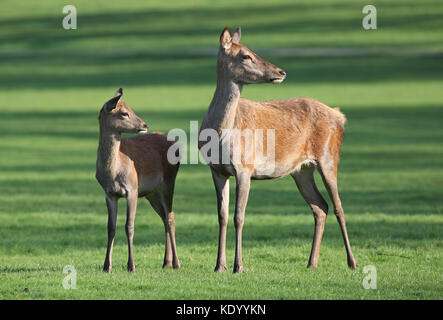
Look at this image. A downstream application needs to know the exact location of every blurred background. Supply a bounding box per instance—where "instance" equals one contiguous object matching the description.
[0,0,442,299]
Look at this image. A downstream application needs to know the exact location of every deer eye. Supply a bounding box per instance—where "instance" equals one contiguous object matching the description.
[120,112,129,118]
[242,54,252,61]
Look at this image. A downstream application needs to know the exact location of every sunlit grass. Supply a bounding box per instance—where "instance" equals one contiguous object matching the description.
[0,0,442,300]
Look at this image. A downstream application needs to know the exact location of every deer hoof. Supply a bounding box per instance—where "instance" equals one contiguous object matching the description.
[233,265,244,274]
[348,258,357,269]
[214,264,227,273]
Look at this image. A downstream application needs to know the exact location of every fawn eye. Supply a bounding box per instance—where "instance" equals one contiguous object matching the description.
[242,54,252,61]
[121,112,129,118]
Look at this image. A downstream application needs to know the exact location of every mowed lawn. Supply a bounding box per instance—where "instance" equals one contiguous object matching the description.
[0,0,442,299]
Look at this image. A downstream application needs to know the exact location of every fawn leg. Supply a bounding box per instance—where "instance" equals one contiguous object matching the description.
[166,210,180,269]
[125,193,138,272]
[103,194,118,272]
[148,192,180,269]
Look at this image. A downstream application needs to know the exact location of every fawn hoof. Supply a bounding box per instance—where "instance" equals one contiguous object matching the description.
[173,261,181,269]
[307,263,318,269]
[103,267,112,273]
[214,264,227,273]
[127,264,136,273]
[103,262,112,273]
[233,264,244,274]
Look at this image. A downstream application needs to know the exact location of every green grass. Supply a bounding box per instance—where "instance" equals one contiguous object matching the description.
[0,0,442,299]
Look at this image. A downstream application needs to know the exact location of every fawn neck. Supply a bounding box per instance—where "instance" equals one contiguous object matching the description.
[205,62,243,132]
[97,128,122,175]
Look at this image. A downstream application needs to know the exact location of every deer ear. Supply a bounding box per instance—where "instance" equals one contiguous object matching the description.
[232,27,241,43]
[220,27,232,50]
[103,89,122,113]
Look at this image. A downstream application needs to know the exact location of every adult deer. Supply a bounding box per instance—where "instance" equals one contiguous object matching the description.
[199,27,356,273]
[96,88,180,272]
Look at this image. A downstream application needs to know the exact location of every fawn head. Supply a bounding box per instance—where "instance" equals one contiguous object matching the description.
[218,27,286,85]
[99,88,149,134]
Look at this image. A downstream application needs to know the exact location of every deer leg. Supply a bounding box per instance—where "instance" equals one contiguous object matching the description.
[292,166,329,269]
[125,193,138,273]
[211,169,230,272]
[318,163,357,269]
[233,171,251,273]
[103,194,118,272]
[148,192,180,269]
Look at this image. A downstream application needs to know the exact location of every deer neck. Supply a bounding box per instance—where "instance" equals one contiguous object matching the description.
[204,67,243,133]
[97,128,122,177]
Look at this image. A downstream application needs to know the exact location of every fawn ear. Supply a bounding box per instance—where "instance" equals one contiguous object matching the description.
[220,27,232,50]
[103,88,123,113]
[113,87,123,98]
[232,27,241,43]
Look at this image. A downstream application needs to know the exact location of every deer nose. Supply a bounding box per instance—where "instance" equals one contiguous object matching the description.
[279,70,286,77]
[143,123,149,129]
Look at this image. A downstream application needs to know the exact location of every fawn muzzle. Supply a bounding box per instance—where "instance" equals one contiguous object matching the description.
[137,122,149,134]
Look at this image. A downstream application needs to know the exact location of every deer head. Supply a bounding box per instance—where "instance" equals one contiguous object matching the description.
[99,88,149,134]
[218,27,286,85]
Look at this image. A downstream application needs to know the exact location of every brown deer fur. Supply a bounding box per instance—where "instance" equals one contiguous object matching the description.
[96,88,180,273]
[200,27,356,273]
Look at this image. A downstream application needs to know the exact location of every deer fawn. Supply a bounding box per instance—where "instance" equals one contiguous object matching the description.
[199,27,356,273]
[96,88,180,272]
